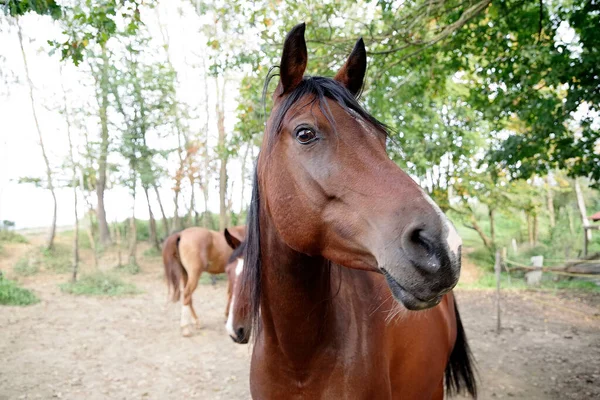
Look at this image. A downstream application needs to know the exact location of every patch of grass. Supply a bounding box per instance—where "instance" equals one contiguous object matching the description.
[13,256,39,276]
[0,230,28,244]
[40,244,72,273]
[465,247,495,271]
[60,272,140,296]
[0,277,39,305]
[142,246,161,258]
[116,263,141,275]
[59,229,92,250]
[458,272,600,293]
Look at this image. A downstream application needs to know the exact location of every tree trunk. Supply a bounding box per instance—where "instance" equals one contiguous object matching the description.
[216,78,228,231]
[469,213,493,250]
[128,177,137,266]
[488,207,496,248]
[17,19,57,251]
[527,213,534,246]
[202,58,211,229]
[96,43,112,246]
[546,175,555,229]
[239,143,250,214]
[144,186,160,250]
[153,184,169,236]
[574,178,592,241]
[60,66,79,282]
[188,174,196,226]
[114,221,122,268]
[533,213,539,246]
[566,206,575,236]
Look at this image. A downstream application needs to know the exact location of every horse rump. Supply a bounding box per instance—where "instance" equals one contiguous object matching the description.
[445,297,477,398]
[162,232,187,302]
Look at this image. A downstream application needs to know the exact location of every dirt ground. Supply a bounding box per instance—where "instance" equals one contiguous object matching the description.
[1,239,599,399]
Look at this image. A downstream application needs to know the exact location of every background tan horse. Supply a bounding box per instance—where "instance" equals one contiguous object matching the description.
[163,226,246,337]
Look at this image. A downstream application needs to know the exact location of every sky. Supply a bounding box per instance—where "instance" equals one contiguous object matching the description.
[0,1,255,230]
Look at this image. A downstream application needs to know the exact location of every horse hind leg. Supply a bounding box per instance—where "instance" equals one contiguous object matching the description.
[180,268,202,337]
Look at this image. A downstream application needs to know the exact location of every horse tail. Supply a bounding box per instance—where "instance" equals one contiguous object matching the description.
[445,295,478,398]
[162,232,186,302]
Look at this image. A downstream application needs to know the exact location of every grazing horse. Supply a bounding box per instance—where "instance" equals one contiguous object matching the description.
[163,226,245,337]
[223,230,252,344]
[238,23,477,399]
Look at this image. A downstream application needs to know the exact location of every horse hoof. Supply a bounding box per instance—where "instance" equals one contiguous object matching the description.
[181,326,193,337]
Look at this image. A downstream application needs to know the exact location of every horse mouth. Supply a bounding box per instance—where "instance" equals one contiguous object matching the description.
[229,335,249,344]
[381,268,443,311]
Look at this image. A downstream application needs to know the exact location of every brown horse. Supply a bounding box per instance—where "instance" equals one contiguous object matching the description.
[238,24,477,399]
[163,226,245,337]
[223,230,252,343]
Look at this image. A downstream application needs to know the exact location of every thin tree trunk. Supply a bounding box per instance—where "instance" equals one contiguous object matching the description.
[239,143,250,214]
[188,174,196,226]
[488,207,496,248]
[153,184,169,236]
[17,19,56,251]
[533,213,539,246]
[216,78,228,231]
[113,220,122,268]
[144,186,160,250]
[546,175,555,229]
[128,176,137,266]
[96,43,112,246]
[469,213,493,251]
[60,66,79,282]
[527,213,534,246]
[202,58,211,229]
[574,178,592,240]
[567,206,575,236]
[173,139,184,231]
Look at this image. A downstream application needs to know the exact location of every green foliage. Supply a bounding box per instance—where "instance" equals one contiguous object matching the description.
[13,256,39,276]
[40,244,72,273]
[59,272,140,296]
[116,263,140,275]
[1,0,61,18]
[0,277,39,306]
[49,0,145,65]
[142,246,161,258]
[0,230,28,243]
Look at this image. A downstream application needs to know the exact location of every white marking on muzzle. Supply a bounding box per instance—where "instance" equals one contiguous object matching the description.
[446,219,462,257]
[420,189,462,257]
[226,258,244,337]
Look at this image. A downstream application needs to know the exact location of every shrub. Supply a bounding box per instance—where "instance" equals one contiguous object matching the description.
[60,272,140,296]
[0,231,28,243]
[41,244,72,273]
[13,256,39,276]
[0,277,39,306]
[142,246,161,258]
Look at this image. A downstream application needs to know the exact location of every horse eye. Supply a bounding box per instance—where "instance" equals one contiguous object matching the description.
[295,128,317,144]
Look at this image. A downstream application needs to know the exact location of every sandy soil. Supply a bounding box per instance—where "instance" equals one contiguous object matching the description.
[1,240,599,400]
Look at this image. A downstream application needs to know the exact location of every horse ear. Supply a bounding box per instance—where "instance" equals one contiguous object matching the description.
[334,38,367,97]
[276,22,307,96]
[224,228,242,250]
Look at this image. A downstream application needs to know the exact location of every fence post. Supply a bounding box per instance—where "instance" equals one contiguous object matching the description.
[495,250,501,334]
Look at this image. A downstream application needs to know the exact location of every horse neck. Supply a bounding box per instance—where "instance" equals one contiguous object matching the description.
[259,213,337,364]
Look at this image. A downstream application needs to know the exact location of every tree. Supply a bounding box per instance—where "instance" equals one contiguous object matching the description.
[60,65,80,281]
[16,17,57,250]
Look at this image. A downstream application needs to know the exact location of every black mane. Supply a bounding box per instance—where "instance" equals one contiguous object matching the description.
[241,74,389,341]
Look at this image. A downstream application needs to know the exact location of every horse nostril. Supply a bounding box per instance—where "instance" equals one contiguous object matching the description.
[410,229,434,256]
[236,327,245,340]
